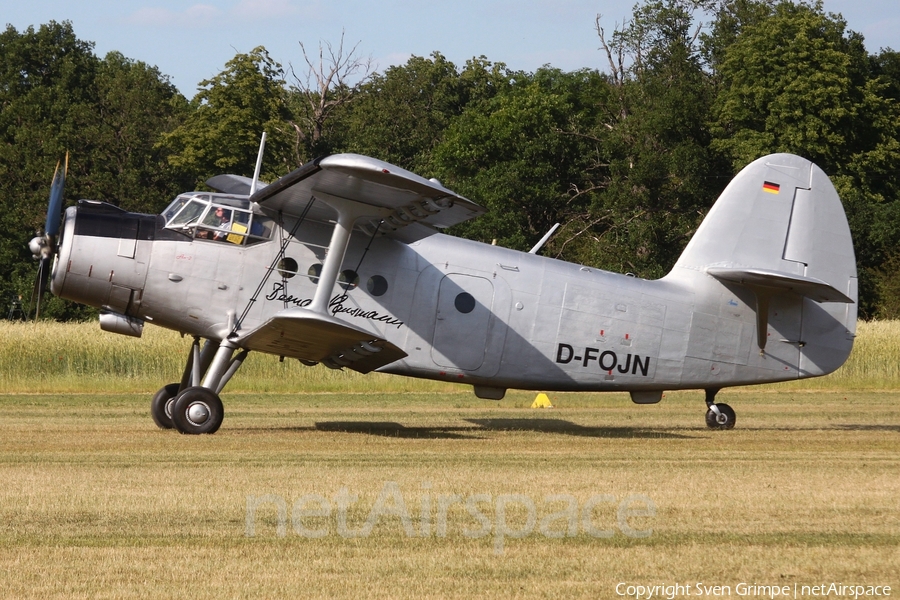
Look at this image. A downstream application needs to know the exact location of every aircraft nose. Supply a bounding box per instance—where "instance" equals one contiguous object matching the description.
[49,206,78,297]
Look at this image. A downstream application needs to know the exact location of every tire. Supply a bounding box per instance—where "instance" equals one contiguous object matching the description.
[151,383,181,429]
[705,403,736,430]
[171,387,224,435]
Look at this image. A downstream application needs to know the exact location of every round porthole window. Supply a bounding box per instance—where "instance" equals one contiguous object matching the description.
[454,292,476,314]
[339,269,360,290]
[277,257,299,278]
[307,263,322,284]
[367,275,388,296]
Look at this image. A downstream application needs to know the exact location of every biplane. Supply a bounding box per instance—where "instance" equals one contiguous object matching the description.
[30,143,857,434]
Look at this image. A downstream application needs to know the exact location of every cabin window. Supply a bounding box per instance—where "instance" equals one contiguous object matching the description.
[308,264,322,284]
[339,270,359,290]
[367,275,388,296]
[277,258,298,278]
[166,198,206,228]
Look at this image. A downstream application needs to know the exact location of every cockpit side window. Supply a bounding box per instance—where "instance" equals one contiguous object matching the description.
[246,214,274,245]
[162,193,275,245]
[196,204,236,241]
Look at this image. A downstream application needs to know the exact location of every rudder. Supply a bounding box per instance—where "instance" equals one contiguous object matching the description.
[667,153,857,376]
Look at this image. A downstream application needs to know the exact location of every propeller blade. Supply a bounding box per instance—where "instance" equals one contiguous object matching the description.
[29,256,51,320]
[45,153,68,237]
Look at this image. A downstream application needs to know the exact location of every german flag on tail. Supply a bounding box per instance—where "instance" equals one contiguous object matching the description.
[762,181,780,194]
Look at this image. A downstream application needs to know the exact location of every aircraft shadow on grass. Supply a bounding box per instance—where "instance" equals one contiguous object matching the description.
[312,418,693,439]
[832,424,900,433]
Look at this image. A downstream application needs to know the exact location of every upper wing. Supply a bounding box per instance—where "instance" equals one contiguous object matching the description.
[249,154,486,243]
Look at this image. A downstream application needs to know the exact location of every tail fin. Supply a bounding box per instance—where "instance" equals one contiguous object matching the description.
[668,154,857,375]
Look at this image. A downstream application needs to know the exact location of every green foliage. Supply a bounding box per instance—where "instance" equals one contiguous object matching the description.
[710,1,867,170]
[331,53,514,173]
[433,69,606,251]
[3,5,900,318]
[709,0,900,316]
[0,22,188,319]
[84,52,191,213]
[160,47,296,184]
[872,48,900,101]
[873,252,900,319]
[575,0,728,277]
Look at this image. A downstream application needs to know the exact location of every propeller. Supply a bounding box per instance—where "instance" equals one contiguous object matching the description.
[28,153,68,320]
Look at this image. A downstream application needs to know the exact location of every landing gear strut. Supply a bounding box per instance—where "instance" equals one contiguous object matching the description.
[150,336,249,435]
[704,388,736,430]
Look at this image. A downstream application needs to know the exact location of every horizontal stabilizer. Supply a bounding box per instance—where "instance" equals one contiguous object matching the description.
[706,267,852,303]
[236,309,407,374]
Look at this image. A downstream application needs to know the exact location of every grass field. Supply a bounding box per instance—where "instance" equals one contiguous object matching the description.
[0,323,898,598]
[2,319,900,393]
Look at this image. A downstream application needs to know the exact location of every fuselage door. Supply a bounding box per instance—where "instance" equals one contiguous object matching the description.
[431,274,494,371]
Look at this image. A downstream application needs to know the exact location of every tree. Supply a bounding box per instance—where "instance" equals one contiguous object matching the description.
[432,68,608,252]
[871,48,900,102]
[709,1,872,171]
[160,47,295,184]
[80,51,190,213]
[0,22,101,318]
[0,22,191,319]
[332,53,514,173]
[286,32,374,162]
[583,1,725,278]
[708,0,900,316]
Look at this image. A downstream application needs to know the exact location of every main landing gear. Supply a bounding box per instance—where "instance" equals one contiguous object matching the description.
[704,388,736,430]
[150,336,249,435]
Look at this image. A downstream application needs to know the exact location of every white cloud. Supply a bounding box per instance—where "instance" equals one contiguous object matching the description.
[124,1,306,29]
[124,4,223,28]
[232,0,302,20]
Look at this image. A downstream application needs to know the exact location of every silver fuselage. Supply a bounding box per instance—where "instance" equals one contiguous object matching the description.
[50,200,855,395]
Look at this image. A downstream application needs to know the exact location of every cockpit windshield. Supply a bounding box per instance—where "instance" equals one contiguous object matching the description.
[161,193,274,246]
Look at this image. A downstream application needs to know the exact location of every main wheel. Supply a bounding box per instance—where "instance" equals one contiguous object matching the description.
[705,403,736,430]
[151,383,181,429]
[171,387,224,435]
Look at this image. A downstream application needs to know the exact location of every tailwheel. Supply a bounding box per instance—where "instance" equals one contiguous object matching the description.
[705,403,736,430]
[171,386,224,435]
[151,383,181,429]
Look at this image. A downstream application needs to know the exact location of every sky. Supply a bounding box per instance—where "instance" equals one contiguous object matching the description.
[4,0,899,96]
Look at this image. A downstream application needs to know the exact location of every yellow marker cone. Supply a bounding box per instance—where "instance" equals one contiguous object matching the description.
[531,393,554,408]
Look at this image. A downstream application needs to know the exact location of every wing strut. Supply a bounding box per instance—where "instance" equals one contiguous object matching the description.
[233,194,403,372]
[231,198,315,334]
[310,199,390,314]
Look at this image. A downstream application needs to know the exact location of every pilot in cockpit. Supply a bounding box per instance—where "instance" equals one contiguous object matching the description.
[196,205,232,240]
[211,206,232,240]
